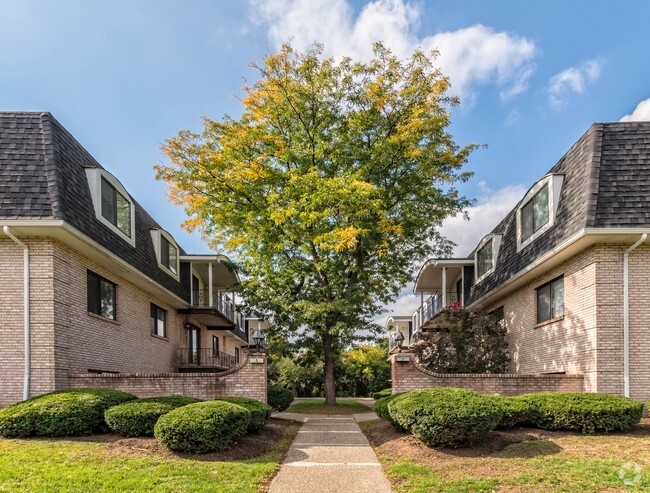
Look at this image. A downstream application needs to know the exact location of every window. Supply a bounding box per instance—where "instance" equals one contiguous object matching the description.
[101,176,132,237]
[212,336,220,357]
[517,174,564,251]
[536,277,564,324]
[87,271,116,320]
[150,229,180,279]
[150,304,167,338]
[160,235,178,274]
[521,185,549,242]
[85,169,136,246]
[234,347,240,364]
[476,240,493,278]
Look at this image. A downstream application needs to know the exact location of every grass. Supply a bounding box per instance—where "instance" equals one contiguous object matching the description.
[286,398,372,415]
[0,425,299,493]
[363,419,650,492]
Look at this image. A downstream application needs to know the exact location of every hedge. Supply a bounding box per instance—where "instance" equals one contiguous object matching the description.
[217,397,272,433]
[519,392,643,434]
[388,388,503,448]
[154,401,251,453]
[372,388,392,400]
[0,388,136,438]
[374,392,406,430]
[104,396,202,437]
[268,385,294,412]
[491,396,533,429]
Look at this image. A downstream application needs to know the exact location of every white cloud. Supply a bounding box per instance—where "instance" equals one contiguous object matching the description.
[249,0,536,102]
[548,59,603,109]
[620,98,650,122]
[377,184,526,325]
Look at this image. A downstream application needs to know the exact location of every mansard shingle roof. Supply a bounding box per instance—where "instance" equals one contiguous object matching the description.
[0,112,189,300]
[467,122,650,304]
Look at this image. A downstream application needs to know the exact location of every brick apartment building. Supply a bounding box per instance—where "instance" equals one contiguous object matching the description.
[387,122,650,401]
[0,112,254,407]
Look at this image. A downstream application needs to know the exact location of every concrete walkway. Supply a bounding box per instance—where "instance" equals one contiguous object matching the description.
[269,413,392,493]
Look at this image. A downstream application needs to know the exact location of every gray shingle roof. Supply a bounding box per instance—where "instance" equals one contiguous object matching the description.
[467,122,650,304]
[0,112,189,301]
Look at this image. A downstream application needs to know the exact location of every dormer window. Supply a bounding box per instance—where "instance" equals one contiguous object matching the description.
[86,168,136,247]
[151,229,180,279]
[101,177,131,237]
[517,174,564,251]
[475,234,502,282]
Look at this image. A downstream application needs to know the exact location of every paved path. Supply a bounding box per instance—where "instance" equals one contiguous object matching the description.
[269,412,392,493]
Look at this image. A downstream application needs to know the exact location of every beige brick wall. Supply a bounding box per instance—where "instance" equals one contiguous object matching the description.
[69,351,268,402]
[487,246,599,391]
[391,353,584,395]
[0,237,250,407]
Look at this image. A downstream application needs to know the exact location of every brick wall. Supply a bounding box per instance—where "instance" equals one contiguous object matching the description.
[391,353,584,395]
[69,352,268,402]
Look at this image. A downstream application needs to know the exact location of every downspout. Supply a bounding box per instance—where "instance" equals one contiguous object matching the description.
[3,226,30,400]
[623,233,647,398]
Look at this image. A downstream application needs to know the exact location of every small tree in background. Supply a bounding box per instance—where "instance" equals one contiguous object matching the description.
[339,342,391,396]
[414,308,509,374]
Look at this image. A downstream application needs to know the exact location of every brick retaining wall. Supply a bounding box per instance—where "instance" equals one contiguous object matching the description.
[69,352,268,403]
[391,353,584,396]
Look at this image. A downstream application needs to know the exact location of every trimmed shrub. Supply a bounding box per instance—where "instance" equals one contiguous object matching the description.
[519,392,643,434]
[217,397,272,433]
[0,388,136,438]
[372,388,392,400]
[388,388,503,448]
[154,401,251,453]
[491,396,533,429]
[104,396,202,437]
[268,385,294,412]
[375,392,406,430]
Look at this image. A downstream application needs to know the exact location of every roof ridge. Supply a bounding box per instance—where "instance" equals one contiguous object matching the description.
[584,124,603,228]
[39,113,63,219]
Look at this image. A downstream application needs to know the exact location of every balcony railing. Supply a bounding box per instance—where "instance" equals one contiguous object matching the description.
[176,348,239,369]
[191,290,244,326]
[414,291,460,331]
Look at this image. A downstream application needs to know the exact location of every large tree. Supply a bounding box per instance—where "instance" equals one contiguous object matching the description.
[156,43,475,405]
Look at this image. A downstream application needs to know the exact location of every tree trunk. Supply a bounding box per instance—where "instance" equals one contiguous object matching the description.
[323,332,337,406]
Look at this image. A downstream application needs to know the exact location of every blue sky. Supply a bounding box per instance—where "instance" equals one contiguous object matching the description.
[2,0,650,318]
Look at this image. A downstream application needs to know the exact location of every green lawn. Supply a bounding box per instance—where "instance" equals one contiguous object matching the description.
[0,425,298,493]
[287,398,372,414]
[362,419,650,492]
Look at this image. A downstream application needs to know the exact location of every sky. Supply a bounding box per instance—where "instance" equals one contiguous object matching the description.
[2,0,650,324]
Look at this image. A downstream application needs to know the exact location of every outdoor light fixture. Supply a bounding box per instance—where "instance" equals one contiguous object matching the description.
[252,329,264,352]
[394,331,405,353]
[183,323,191,330]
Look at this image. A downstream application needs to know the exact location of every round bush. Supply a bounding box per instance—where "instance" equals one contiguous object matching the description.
[375,392,406,430]
[268,385,294,412]
[372,388,392,400]
[0,388,136,438]
[388,388,503,448]
[105,396,202,437]
[154,401,251,453]
[519,392,643,434]
[217,397,272,433]
[491,396,533,429]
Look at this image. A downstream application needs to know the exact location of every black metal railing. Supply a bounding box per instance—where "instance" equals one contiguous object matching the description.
[191,290,244,326]
[417,292,460,329]
[176,348,238,369]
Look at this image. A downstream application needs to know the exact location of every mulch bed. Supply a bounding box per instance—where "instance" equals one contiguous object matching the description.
[39,418,299,462]
[363,418,650,465]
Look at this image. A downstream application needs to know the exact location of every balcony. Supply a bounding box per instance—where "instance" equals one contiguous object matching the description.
[413,291,459,333]
[176,348,239,371]
[178,289,245,332]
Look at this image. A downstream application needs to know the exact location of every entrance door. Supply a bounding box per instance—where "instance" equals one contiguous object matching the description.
[188,325,200,365]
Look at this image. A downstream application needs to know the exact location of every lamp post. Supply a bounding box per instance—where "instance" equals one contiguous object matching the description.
[394,331,405,353]
[252,329,264,352]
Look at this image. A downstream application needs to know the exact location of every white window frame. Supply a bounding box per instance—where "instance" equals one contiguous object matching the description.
[516,174,564,251]
[85,168,136,247]
[474,234,502,283]
[151,229,180,280]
